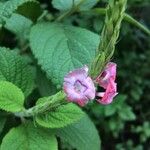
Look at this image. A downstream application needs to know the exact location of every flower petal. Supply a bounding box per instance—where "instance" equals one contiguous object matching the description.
[97,79,117,105]
[96,62,116,89]
[63,66,95,106]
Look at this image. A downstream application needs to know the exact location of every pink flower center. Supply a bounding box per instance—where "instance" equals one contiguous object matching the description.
[74,80,87,93]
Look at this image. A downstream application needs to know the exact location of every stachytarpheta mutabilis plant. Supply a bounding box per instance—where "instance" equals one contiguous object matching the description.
[0,0,149,149]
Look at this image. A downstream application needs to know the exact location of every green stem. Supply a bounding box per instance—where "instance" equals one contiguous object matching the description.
[56,0,85,22]
[90,8,106,15]
[15,91,66,117]
[56,9,75,22]
[92,8,150,36]
[124,13,150,36]
[61,6,150,36]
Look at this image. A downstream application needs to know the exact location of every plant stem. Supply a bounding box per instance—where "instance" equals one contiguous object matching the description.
[56,9,75,22]
[124,13,150,36]
[92,8,150,36]
[90,8,106,15]
[58,5,150,36]
[15,91,66,117]
[56,0,85,22]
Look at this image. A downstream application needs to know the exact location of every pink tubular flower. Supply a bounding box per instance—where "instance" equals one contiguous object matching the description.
[96,62,116,89]
[63,66,95,106]
[96,62,118,105]
[97,79,118,104]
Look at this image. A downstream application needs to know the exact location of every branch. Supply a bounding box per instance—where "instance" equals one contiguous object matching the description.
[15,91,66,117]
[56,0,85,22]
[92,8,150,36]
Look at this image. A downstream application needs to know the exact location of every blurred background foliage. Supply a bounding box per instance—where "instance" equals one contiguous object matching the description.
[0,0,150,149]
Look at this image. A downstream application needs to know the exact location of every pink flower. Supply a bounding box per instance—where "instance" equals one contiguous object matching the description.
[97,79,118,104]
[96,62,116,89]
[96,62,118,105]
[63,66,95,106]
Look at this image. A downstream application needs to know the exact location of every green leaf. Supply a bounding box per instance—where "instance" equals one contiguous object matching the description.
[0,122,58,150]
[0,0,41,24]
[4,13,33,39]
[0,47,34,97]
[52,0,99,11]
[36,68,58,97]
[0,81,24,112]
[119,106,136,121]
[16,1,42,22]
[104,105,116,117]
[30,23,99,86]
[36,102,84,128]
[56,115,101,150]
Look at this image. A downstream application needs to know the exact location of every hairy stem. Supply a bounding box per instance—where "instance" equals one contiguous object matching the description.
[15,91,66,117]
